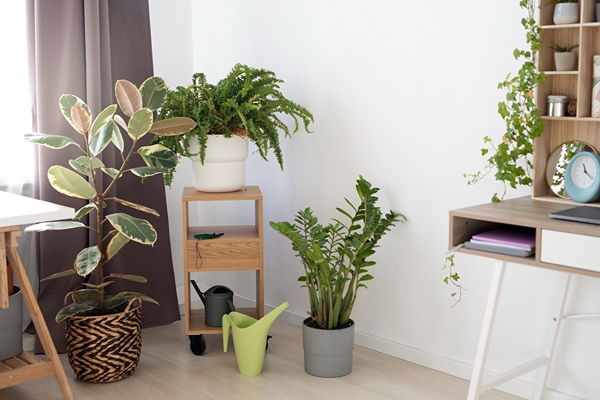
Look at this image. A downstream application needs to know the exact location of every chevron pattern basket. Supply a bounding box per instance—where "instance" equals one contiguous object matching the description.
[65,298,142,382]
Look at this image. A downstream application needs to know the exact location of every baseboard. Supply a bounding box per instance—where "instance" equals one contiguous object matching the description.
[177,287,578,400]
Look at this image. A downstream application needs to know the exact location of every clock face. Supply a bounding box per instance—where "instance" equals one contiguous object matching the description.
[570,154,598,189]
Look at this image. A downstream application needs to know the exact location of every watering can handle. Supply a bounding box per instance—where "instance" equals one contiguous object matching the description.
[226,298,235,312]
[190,280,206,305]
[222,314,232,353]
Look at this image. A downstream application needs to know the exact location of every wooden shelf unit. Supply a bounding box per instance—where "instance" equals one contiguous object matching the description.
[449,3,600,398]
[533,0,600,204]
[181,186,264,337]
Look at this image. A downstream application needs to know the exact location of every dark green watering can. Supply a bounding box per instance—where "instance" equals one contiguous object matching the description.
[191,281,235,327]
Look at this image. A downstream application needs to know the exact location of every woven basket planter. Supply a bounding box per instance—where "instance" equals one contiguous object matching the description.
[65,298,142,383]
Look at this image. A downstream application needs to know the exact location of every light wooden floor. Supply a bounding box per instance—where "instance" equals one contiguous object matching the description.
[2,319,522,400]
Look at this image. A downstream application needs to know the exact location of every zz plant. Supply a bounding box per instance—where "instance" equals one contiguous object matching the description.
[24,77,196,322]
[151,63,314,186]
[464,0,546,202]
[270,176,404,330]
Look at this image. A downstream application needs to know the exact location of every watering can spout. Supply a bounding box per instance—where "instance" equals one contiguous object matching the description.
[258,301,289,329]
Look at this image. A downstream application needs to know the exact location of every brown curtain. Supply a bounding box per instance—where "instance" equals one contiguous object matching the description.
[27,0,180,353]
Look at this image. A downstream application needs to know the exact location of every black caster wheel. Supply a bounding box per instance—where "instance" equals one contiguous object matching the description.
[266,334,272,351]
[189,334,206,355]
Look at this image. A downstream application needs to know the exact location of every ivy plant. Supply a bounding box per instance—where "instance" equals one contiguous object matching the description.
[464,0,546,203]
[445,0,545,304]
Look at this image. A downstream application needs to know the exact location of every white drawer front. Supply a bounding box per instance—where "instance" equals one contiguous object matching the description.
[541,230,600,272]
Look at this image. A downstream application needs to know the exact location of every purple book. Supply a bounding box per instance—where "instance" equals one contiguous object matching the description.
[471,229,535,250]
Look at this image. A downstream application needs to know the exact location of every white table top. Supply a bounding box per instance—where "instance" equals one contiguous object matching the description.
[0,190,74,228]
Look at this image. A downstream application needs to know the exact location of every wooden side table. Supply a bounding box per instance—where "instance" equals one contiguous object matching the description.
[0,191,74,399]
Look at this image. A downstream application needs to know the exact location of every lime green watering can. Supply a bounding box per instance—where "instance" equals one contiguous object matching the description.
[222,302,289,376]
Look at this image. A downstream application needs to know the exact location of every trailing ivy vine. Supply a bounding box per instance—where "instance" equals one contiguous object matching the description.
[464,0,546,203]
[445,0,545,304]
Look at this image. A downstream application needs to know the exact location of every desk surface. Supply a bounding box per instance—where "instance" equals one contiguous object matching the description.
[449,196,600,278]
[0,191,74,228]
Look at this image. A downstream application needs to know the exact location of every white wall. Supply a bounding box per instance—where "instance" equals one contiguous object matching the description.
[149,1,600,399]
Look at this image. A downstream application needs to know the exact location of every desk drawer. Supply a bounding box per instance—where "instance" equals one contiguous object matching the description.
[540,230,600,272]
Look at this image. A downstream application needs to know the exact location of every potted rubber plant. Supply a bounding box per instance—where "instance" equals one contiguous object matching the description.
[23,77,196,382]
[269,176,404,377]
[150,63,314,192]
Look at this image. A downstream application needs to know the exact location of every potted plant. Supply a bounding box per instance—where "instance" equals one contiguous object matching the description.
[23,77,196,382]
[150,63,314,192]
[0,258,22,361]
[551,43,579,71]
[269,176,404,377]
[550,0,579,25]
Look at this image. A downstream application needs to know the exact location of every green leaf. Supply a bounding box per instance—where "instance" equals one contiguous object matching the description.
[75,204,96,219]
[115,79,142,117]
[127,108,153,140]
[139,76,167,111]
[104,291,158,310]
[101,167,121,179]
[149,117,197,136]
[106,232,130,260]
[112,116,126,151]
[69,156,104,177]
[24,133,78,149]
[114,198,160,216]
[59,94,90,133]
[56,303,96,322]
[89,104,117,138]
[106,213,157,245]
[82,281,113,289]
[48,165,96,199]
[74,246,101,276]
[138,144,178,169]
[130,166,169,178]
[107,273,147,283]
[70,289,99,303]
[90,119,119,156]
[40,269,77,281]
[24,221,85,233]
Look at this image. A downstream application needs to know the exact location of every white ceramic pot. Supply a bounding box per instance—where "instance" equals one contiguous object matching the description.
[554,52,578,71]
[188,135,249,192]
[553,3,579,25]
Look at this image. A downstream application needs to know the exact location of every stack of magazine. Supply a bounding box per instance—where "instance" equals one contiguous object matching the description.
[464,228,535,257]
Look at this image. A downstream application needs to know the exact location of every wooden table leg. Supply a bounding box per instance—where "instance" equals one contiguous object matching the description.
[4,230,74,400]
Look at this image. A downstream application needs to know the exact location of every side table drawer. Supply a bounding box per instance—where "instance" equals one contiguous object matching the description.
[541,229,600,272]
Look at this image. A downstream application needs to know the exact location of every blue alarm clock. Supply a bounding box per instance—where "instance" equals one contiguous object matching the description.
[565,151,600,203]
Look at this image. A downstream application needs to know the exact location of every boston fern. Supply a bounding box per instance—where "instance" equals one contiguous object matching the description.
[24,77,196,322]
[151,63,314,186]
[270,176,404,330]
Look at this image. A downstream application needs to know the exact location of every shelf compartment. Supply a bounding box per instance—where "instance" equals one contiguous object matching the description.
[540,26,581,73]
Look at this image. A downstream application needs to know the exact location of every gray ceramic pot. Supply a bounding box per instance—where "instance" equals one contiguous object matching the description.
[0,286,23,360]
[302,318,355,377]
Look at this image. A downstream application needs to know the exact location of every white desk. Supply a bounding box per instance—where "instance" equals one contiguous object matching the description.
[450,196,600,399]
[0,190,74,399]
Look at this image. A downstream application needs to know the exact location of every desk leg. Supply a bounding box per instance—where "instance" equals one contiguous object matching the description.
[532,273,572,400]
[468,260,507,400]
[6,234,74,400]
